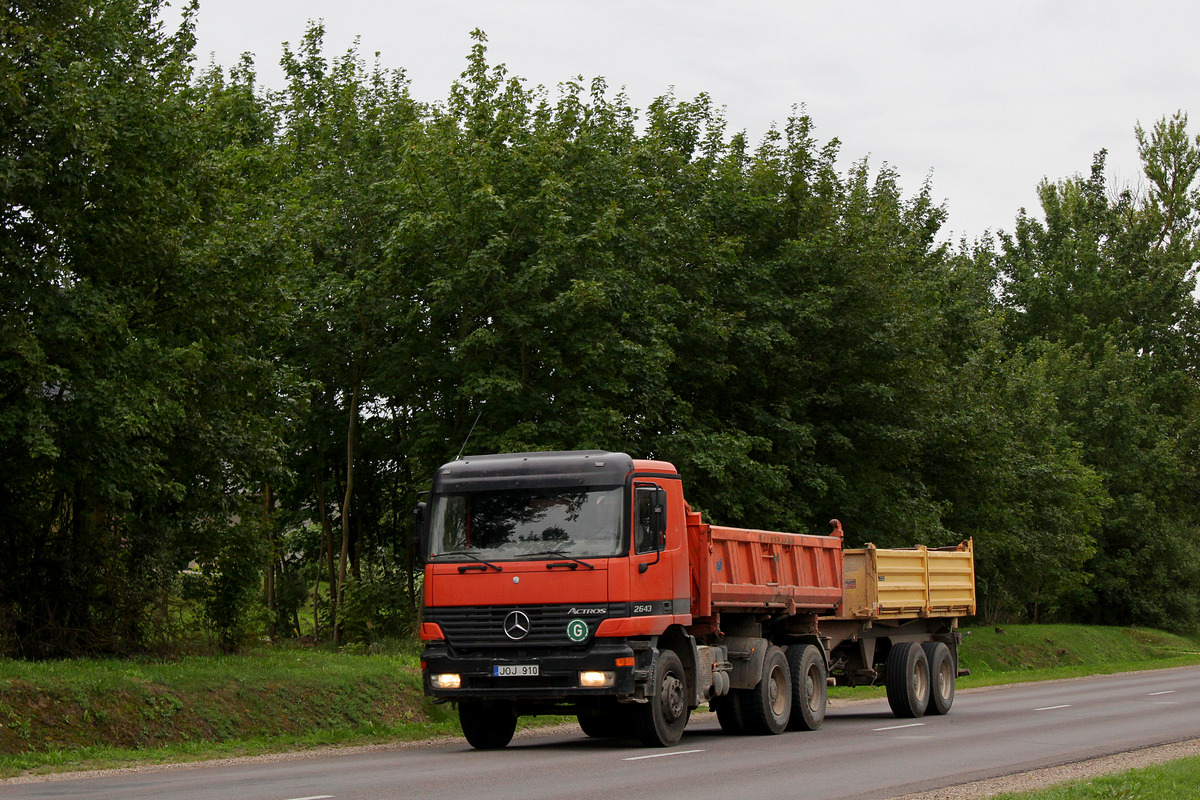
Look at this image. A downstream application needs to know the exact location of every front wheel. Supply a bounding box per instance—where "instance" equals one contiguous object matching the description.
[634,650,690,747]
[787,643,827,731]
[459,700,517,750]
[578,699,631,738]
[711,692,747,734]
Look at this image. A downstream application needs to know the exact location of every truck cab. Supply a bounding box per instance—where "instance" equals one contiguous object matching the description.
[417,451,696,748]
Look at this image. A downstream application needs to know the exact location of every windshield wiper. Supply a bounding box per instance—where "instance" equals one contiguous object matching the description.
[525,550,596,570]
[433,550,503,572]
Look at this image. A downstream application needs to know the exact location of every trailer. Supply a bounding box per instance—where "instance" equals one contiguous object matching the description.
[417,451,975,748]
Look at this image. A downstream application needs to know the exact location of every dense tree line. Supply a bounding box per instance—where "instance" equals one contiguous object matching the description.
[3,3,1199,655]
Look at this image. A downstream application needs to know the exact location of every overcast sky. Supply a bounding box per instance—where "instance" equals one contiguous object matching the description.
[172,0,1199,243]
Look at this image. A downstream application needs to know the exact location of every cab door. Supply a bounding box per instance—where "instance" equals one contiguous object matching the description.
[628,480,691,625]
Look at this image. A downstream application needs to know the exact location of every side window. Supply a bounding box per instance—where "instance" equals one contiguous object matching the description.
[634,486,662,555]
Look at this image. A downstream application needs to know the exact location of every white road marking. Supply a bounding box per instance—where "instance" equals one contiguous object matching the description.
[623,749,705,761]
[1149,690,1177,696]
[873,722,926,731]
[286,796,334,800]
[1034,704,1072,711]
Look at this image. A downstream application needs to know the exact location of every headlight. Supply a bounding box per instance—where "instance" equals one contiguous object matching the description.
[430,673,462,689]
[579,671,615,688]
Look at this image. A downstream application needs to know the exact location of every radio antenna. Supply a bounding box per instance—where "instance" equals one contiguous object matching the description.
[454,408,483,461]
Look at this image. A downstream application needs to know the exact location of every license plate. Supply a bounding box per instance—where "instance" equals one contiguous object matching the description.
[493,664,539,677]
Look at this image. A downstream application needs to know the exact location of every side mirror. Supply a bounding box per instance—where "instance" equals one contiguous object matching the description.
[412,499,428,567]
[653,488,668,538]
[638,487,669,574]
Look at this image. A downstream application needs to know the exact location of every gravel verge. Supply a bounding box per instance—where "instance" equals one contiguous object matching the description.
[887,737,1200,799]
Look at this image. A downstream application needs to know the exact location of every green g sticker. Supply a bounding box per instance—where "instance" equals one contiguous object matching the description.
[566,619,590,642]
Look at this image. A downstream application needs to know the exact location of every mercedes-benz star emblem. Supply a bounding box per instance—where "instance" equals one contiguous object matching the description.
[503,610,531,640]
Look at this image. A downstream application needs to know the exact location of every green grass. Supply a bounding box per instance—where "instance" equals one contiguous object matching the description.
[1,625,1198,779]
[957,624,1200,683]
[0,640,459,776]
[990,755,1200,799]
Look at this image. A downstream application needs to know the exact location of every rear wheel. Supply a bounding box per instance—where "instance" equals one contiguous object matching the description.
[922,641,956,715]
[746,645,791,734]
[459,700,517,750]
[711,692,747,734]
[786,643,827,731]
[885,641,930,718]
[634,650,690,746]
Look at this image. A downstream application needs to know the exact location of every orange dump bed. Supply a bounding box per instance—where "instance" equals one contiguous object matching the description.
[688,513,844,618]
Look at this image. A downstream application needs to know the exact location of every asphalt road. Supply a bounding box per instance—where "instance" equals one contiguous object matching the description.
[5,666,1199,800]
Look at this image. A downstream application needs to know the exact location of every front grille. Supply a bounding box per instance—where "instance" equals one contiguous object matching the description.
[426,603,624,651]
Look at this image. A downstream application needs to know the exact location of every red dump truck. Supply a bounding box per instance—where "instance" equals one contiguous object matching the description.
[417,451,975,749]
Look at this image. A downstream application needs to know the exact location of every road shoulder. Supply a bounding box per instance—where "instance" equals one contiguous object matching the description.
[890,738,1200,800]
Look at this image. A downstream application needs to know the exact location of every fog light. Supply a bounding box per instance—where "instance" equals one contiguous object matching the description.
[431,673,462,689]
[579,670,615,688]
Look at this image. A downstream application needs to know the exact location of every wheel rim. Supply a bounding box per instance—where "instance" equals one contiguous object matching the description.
[768,664,788,717]
[911,659,929,703]
[805,663,821,713]
[662,671,686,723]
[936,657,954,701]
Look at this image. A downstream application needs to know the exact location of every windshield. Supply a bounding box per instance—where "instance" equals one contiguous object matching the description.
[428,487,623,561]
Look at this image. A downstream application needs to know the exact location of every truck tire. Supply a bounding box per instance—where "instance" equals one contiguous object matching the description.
[885,641,930,718]
[634,649,690,747]
[746,645,791,734]
[922,641,955,715]
[711,692,747,734]
[459,700,517,750]
[786,643,827,731]
[578,699,631,738]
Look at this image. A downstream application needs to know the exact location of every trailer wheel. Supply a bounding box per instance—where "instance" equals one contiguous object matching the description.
[711,692,747,734]
[746,645,791,734]
[786,643,827,731]
[459,700,517,750]
[922,641,955,715]
[885,641,930,718]
[634,649,690,747]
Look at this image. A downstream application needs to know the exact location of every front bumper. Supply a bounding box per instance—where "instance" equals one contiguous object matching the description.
[422,638,643,701]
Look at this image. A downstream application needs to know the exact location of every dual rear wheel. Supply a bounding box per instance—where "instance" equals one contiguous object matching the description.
[885,640,956,718]
[787,643,827,730]
[714,643,828,735]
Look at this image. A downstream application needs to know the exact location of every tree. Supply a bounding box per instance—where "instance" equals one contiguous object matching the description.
[0,1,298,655]
[996,113,1200,629]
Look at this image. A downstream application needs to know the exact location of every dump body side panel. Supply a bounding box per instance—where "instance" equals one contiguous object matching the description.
[700,524,844,613]
[835,540,975,620]
[840,549,878,619]
[925,543,977,616]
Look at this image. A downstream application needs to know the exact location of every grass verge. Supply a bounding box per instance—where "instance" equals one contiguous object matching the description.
[0,641,458,777]
[990,754,1200,799]
[1,625,1198,778]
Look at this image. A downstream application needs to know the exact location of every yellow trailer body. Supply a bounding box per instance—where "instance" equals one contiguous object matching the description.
[836,539,975,620]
